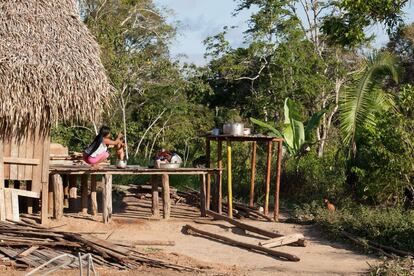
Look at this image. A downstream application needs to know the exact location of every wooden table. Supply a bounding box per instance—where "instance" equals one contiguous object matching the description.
[49,165,220,223]
[203,135,284,221]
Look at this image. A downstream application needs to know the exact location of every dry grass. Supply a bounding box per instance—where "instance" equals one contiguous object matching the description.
[0,0,111,138]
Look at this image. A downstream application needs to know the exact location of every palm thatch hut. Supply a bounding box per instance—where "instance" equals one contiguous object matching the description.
[0,0,111,223]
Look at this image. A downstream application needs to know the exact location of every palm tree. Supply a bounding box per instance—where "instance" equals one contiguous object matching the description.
[340,51,399,155]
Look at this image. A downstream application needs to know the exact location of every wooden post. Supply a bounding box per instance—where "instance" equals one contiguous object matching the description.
[205,139,211,210]
[162,174,170,219]
[90,175,97,216]
[52,174,63,220]
[0,141,4,189]
[151,175,160,218]
[40,181,48,224]
[69,175,78,212]
[62,175,69,208]
[102,174,112,223]
[274,140,283,221]
[26,181,33,214]
[217,141,223,214]
[226,141,233,219]
[48,177,54,217]
[264,141,273,215]
[40,133,50,225]
[81,175,89,214]
[199,174,206,217]
[249,141,257,208]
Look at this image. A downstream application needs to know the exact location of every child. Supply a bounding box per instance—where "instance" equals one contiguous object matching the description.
[83,126,123,169]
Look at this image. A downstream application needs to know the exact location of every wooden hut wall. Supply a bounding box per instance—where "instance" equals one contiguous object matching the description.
[2,132,50,193]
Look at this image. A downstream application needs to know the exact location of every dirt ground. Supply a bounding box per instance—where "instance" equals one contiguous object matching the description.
[0,214,378,276]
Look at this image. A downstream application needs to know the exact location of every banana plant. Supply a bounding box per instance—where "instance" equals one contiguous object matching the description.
[251,98,326,156]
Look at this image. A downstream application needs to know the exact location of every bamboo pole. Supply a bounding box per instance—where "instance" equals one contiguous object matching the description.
[184,224,300,262]
[249,141,257,208]
[226,141,233,218]
[264,141,273,215]
[217,141,223,214]
[274,141,283,221]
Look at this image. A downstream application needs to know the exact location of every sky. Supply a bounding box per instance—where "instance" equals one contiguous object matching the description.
[154,0,414,66]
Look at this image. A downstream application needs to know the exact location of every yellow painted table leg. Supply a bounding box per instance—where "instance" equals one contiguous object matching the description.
[227,141,233,219]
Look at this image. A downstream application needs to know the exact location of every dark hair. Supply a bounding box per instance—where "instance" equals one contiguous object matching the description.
[84,126,110,156]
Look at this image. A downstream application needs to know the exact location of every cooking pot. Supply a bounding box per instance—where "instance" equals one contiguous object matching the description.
[223,123,244,136]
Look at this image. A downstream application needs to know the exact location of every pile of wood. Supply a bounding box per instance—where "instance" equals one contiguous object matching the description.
[184,210,307,262]
[179,187,274,221]
[0,221,198,272]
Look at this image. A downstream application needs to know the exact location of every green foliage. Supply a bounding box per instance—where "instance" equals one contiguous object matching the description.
[340,51,398,152]
[294,203,414,253]
[370,257,414,276]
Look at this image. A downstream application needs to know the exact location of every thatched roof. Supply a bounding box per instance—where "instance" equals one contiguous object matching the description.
[0,0,111,137]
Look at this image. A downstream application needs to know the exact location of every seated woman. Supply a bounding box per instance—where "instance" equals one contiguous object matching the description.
[83,126,123,169]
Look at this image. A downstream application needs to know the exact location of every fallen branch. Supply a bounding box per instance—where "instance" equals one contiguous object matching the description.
[183,224,300,262]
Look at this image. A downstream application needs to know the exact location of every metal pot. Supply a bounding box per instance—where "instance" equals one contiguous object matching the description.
[223,123,244,136]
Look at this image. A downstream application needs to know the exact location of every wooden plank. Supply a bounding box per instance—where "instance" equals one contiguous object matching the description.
[4,188,39,198]
[31,130,43,193]
[40,181,49,225]
[274,141,283,221]
[0,142,4,189]
[3,138,11,179]
[151,175,160,218]
[162,174,170,219]
[199,174,206,217]
[184,224,300,262]
[259,234,305,248]
[17,137,27,180]
[24,132,35,180]
[264,141,273,215]
[3,157,40,165]
[69,175,78,212]
[4,188,13,220]
[9,138,18,180]
[17,246,39,257]
[90,175,97,216]
[52,174,64,220]
[249,141,257,208]
[81,175,89,214]
[102,174,112,223]
[11,190,20,221]
[0,188,5,221]
[226,141,233,218]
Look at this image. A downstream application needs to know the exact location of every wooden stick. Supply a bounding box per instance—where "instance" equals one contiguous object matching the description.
[206,139,211,210]
[226,141,233,219]
[17,246,39,257]
[90,175,97,216]
[264,141,272,215]
[217,141,223,214]
[162,174,170,219]
[341,231,394,258]
[274,141,283,221]
[184,224,300,262]
[81,174,89,214]
[151,176,159,218]
[113,240,175,246]
[249,141,257,208]
[206,210,282,238]
[232,202,274,222]
[259,234,305,248]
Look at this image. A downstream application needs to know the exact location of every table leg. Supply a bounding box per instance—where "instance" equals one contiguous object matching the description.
[274,141,283,221]
[249,141,257,208]
[90,175,97,216]
[81,175,89,214]
[162,174,170,219]
[264,141,273,215]
[69,175,78,212]
[217,141,223,214]
[102,174,112,224]
[206,139,211,210]
[200,174,206,217]
[227,141,233,219]
[151,175,160,218]
[52,174,63,220]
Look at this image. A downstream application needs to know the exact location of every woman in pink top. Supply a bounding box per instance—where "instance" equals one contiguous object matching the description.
[83,126,124,168]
